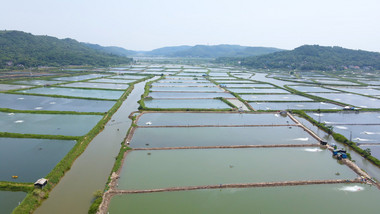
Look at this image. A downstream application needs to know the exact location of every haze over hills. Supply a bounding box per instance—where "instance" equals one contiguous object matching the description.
[217,45,380,71]
[83,44,284,58]
[0,30,132,69]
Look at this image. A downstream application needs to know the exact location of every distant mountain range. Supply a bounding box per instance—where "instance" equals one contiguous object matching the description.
[217,45,380,71]
[0,31,132,68]
[82,44,283,58]
[2,30,379,71]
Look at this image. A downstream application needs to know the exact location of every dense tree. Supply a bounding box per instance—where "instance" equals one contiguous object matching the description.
[0,31,132,68]
[216,45,380,71]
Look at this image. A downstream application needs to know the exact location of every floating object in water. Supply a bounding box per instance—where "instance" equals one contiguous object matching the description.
[147,153,151,155]
[12,175,18,179]
[34,107,43,110]
[49,102,56,105]
[17,97,24,100]
[146,121,152,125]
[8,113,15,116]
[335,126,348,130]
[304,148,322,152]
[354,138,372,142]
[14,120,24,123]
[293,137,309,141]
[339,185,364,192]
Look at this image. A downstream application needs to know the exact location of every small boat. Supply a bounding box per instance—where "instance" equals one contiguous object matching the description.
[12,175,18,179]
[146,121,152,125]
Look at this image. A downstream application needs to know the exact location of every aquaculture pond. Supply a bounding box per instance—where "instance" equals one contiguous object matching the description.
[361,145,380,159]
[314,79,359,85]
[108,184,380,214]
[309,93,380,108]
[241,94,312,101]
[0,112,102,136]
[150,86,223,92]
[0,138,76,182]
[22,87,124,100]
[328,87,380,96]
[0,84,31,91]
[216,80,253,84]
[144,99,231,109]
[88,78,135,84]
[159,79,210,83]
[0,191,27,214]
[61,82,129,90]
[109,75,147,79]
[249,102,341,110]
[117,148,356,190]
[130,126,317,148]
[152,83,215,87]
[288,85,338,93]
[224,84,274,88]
[307,112,380,124]
[332,125,380,143]
[148,92,234,99]
[137,112,295,126]
[13,80,64,86]
[53,74,109,81]
[228,88,289,94]
[0,93,115,112]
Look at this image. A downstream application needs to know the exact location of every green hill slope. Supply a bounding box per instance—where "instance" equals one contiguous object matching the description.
[0,31,132,68]
[217,45,380,71]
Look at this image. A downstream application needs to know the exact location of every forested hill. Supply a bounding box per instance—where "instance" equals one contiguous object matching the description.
[142,45,282,58]
[216,45,380,71]
[0,31,132,68]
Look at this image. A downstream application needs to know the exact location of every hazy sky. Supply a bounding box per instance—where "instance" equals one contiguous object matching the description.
[1,0,380,51]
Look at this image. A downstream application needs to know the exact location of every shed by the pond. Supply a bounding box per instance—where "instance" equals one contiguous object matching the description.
[34,178,48,188]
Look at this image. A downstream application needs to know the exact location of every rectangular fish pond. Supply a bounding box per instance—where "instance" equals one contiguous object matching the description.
[108,184,380,214]
[136,112,296,126]
[0,84,31,91]
[241,94,312,102]
[0,191,27,214]
[0,138,76,182]
[143,99,231,109]
[288,85,338,93]
[13,80,64,86]
[88,78,135,84]
[224,84,275,88]
[0,93,116,112]
[61,82,129,90]
[307,112,380,125]
[249,102,341,110]
[228,88,289,94]
[53,74,109,81]
[152,83,215,87]
[130,126,317,148]
[0,112,102,136]
[150,86,223,92]
[147,92,234,99]
[117,148,356,190]
[20,87,124,100]
[308,93,380,108]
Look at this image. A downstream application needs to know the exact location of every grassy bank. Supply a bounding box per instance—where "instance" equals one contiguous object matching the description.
[0,108,105,115]
[0,181,34,192]
[293,110,380,168]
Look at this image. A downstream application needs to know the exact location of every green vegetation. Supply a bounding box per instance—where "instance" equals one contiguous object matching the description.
[0,181,34,192]
[217,45,380,71]
[293,110,380,167]
[0,132,80,141]
[0,108,105,115]
[0,30,132,69]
